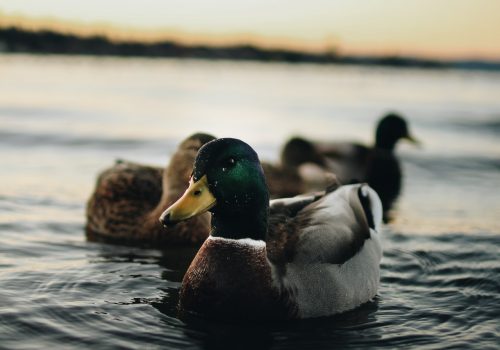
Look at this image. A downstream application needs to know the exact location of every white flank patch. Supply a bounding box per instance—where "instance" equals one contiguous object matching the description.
[281,229,382,318]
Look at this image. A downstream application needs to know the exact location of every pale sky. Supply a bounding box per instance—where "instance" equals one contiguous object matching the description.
[1,0,500,59]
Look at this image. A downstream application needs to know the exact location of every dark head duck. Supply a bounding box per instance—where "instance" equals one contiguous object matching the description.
[160,138,384,320]
[162,138,269,241]
[279,113,419,222]
[375,113,419,150]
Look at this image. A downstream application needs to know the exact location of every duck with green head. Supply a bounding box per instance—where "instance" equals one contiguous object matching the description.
[286,112,419,222]
[320,113,419,222]
[160,138,384,320]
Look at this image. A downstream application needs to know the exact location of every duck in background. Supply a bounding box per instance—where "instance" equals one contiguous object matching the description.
[85,133,215,247]
[284,113,419,222]
[262,137,337,198]
[320,113,419,222]
[160,138,383,320]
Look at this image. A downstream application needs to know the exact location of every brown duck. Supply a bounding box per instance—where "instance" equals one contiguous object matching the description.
[85,133,215,246]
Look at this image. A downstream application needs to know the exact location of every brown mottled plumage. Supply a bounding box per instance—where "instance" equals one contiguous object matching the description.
[85,133,215,247]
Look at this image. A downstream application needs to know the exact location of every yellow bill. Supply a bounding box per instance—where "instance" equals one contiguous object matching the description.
[160,175,216,227]
[405,134,421,146]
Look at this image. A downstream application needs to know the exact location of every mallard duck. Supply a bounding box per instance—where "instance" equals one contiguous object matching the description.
[319,113,418,222]
[262,137,335,198]
[160,138,383,320]
[85,133,215,246]
[285,113,418,222]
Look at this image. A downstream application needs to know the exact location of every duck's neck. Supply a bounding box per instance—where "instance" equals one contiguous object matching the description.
[151,144,198,219]
[146,174,186,230]
[210,206,268,241]
[374,137,397,151]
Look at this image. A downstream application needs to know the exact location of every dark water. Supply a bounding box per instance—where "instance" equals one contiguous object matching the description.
[0,224,498,349]
[0,55,499,349]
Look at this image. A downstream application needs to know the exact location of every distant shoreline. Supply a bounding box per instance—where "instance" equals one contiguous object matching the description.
[1,26,499,71]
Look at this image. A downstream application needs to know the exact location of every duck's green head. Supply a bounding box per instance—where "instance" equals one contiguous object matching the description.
[375,113,419,150]
[160,138,270,240]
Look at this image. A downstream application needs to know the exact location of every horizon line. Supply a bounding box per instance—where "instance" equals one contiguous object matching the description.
[1,11,499,62]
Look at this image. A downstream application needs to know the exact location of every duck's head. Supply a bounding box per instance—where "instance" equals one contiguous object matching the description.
[375,113,419,150]
[281,137,326,169]
[160,138,270,241]
[164,133,217,197]
[179,133,217,150]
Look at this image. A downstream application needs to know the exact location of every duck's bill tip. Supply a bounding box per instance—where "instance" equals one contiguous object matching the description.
[159,175,216,226]
[159,211,179,228]
[405,134,421,146]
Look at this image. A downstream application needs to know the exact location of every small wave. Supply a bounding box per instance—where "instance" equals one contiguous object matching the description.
[451,117,500,135]
[404,153,500,173]
[0,105,78,119]
[0,194,82,208]
[0,129,169,150]
[1,225,499,349]
[437,275,499,292]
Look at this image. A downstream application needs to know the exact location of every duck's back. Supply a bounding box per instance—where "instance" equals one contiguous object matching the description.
[315,141,371,183]
[85,160,164,242]
[267,185,383,318]
[261,161,306,198]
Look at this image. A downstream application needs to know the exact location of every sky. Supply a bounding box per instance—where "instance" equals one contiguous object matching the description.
[1,0,500,59]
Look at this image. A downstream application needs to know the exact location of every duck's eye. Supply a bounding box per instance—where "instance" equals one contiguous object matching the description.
[222,157,236,171]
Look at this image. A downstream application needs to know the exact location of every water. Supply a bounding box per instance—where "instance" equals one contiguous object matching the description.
[0,54,499,349]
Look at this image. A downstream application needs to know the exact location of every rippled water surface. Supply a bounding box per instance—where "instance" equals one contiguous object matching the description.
[0,55,499,349]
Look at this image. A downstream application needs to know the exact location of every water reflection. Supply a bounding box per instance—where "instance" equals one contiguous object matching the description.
[1,56,499,348]
[152,294,381,350]
[149,250,382,350]
[0,222,498,348]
